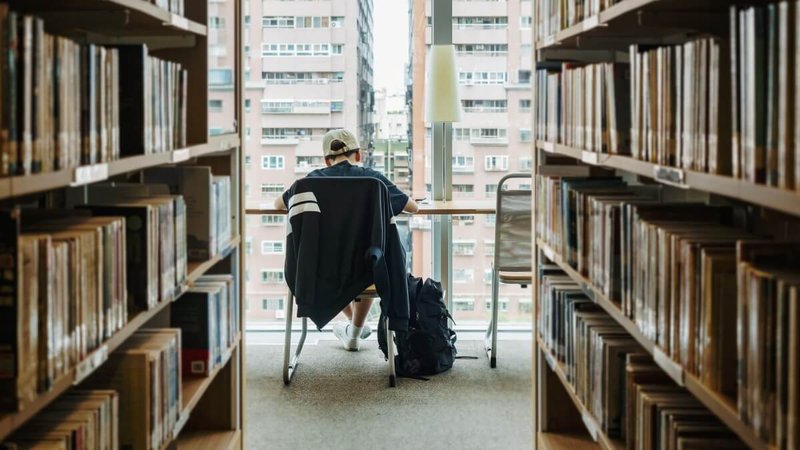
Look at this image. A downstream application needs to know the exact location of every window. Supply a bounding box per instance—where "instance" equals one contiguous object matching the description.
[519,157,532,172]
[485,214,496,226]
[262,298,285,311]
[332,44,344,55]
[485,184,498,196]
[245,127,251,141]
[330,101,344,112]
[462,99,507,113]
[452,155,474,172]
[209,16,225,29]
[244,155,251,168]
[453,298,475,311]
[331,16,344,27]
[471,128,507,141]
[452,215,475,226]
[518,70,532,85]
[245,99,251,112]
[244,183,250,197]
[208,99,223,112]
[261,240,284,254]
[519,300,533,314]
[453,240,476,256]
[263,16,294,28]
[458,71,507,85]
[454,269,474,283]
[454,128,470,141]
[296,156,324,170]
[483,269,493,284]
[261,270,285,284]
[519,129,532,143]
[453,17,508,29]
[519,99,531,113]
[294,16,330,28]
[245,236,253,255]
[455,44,507,56]
[520,16,532,28]
[453,184,474,193]
[484,240,495,256]
[262,128,311,139]
[485,298,509,312]
[209,68,233,86]
[261,215,285,226]
[485,155,509,171]
[260,183,284,197]
[262,155,285,169]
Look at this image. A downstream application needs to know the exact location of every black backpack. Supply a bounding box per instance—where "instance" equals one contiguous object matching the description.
[378,275,458,378]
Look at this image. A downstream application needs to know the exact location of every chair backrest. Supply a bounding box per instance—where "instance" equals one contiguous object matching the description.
[495,175,532,272]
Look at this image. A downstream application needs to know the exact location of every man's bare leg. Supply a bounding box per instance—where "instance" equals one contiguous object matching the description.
[351,298,374,328]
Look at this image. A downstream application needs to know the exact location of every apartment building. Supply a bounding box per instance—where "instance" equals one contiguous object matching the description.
[410,0,533,323]
[209,0,375,323]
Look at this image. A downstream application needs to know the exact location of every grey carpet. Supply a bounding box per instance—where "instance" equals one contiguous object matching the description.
[244,340,533,450]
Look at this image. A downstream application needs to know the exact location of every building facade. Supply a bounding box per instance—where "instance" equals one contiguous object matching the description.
[410,0,533,323]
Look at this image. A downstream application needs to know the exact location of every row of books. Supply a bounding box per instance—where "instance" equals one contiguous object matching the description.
[535,62,630,155]
[539,268,747,448]
[536,169,800,447]
[534,0,622,43]
[730,4,800,188]
[0,6,189,177]
[173,274,240,376]
[0,212,128,411]
[87,329,180,450]
[737,243,800,447]
[1,390,118,450]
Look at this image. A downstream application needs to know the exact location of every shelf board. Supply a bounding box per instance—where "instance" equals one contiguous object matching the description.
[16,0,206,37]
[187,236,241,284]
[535,239,770,450]
[2,135,240,201]
[0,238,241,442]
[538,432,600,450]
[176,429,241,450]
[535,0,729,51]
[537,339,625,450]
[537,141,800,218]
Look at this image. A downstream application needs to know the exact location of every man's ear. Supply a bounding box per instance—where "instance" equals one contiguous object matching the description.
[355,151,362,162]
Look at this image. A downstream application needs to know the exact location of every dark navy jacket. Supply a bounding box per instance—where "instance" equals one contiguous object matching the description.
[283,177,410,331]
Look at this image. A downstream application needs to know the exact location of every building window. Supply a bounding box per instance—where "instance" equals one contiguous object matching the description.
[454,269,474,283]
[518,70,531,85]
[245,236,253,255]
[262,16,294,28]
[262,155,285,169]
[208,99,223,112]
[244,155,251,168]
[462,99,507,113]
[519,157,532,172]
[519,129,532,143]
[452,215,475,226]
[453,297,475,311]
[246,127,251,141]
[484,269,493,284]
[484,155,509,171]
[455,43,507,56]
[452,155,474,172]
[519,300,533,314]
[244,183,250,197]
[458,71,507,85]
[520,16,532,28]
[261,240,284,254]
[261,215,285,226]
[484,240,495,256]
[261,270,285,284]
[209,68,233,86]
[332,44,344,54]
[485,298,509,312]
[485,214,496,226]
[485,184,498,196]
[453,184,474,194]
[454,128,470,141]
[331,16,345,27]
[453,17,508,29]
[260,183,284,197]
[296,156,324,170]
[330,101,344,112]
[245,99,251,112]
[209,16,225,29]
[453,240,476,256]
[262,298,285,311]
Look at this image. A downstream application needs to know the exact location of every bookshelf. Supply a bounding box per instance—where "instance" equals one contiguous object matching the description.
[0,0,244,448]
[532,1,800,449]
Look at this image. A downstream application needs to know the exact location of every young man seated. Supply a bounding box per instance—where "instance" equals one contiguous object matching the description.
[275,129,418,351]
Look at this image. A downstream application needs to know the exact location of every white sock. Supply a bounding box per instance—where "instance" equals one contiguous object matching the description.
[348,324,362,340]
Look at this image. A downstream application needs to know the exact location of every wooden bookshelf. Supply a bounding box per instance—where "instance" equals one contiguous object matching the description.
[537,338,625,450]
[537,141,800,218]
[176,430,241,450]
[535,239,769,450]
[538,432,600,450]
[0,238,242,442]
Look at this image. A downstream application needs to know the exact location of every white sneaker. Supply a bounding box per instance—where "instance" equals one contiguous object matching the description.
[333,322,360,351]
[360,324,372,340]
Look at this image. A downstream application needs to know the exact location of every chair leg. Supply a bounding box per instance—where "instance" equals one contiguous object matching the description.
[386,319,397,387]
[283,293,308,385]
[485,267,500,368]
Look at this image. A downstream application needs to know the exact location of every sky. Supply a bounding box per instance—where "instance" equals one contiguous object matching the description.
[373,0,410,95]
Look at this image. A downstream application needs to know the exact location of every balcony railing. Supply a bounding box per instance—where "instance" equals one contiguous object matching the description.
[470,136,509,145]
[463,106,507,113]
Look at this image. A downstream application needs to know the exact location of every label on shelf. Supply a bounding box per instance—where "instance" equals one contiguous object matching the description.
[541,141,555,153]
[583,15,600,30]
[653,165,687,188]
[172,148,190,163]
[581,411,599,441]
[653,347,684,386]
[170,14,190,30]
[544,35,556,47]
[74,344,108,385]
[581,151,599,165]
[71,163,108,187]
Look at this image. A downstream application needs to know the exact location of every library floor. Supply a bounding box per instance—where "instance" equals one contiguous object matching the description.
[244,332,533,450]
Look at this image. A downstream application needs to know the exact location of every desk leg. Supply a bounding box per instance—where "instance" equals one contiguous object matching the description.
[387,319,397,387]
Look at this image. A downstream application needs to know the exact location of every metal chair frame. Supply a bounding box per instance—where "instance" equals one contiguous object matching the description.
[485,172,533,368]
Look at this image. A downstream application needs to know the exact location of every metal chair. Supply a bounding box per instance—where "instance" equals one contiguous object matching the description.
[485,173,533,368]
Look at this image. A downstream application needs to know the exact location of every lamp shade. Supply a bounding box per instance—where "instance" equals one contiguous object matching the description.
[425,44,462,123]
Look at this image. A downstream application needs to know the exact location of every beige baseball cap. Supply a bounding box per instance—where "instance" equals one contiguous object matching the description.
[322,129,360,157]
